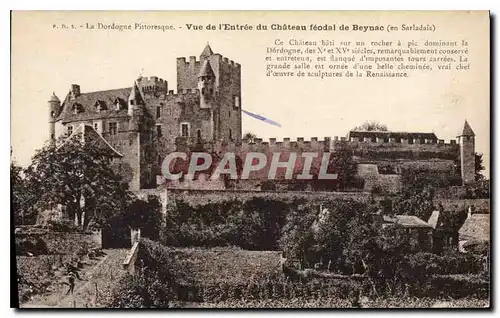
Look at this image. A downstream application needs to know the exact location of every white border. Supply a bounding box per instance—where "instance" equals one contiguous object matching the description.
[3,1,498,317]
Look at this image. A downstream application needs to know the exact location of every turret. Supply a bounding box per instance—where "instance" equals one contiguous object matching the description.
[128,80,145,131]
[457,120,476,184]
[48,92,60,142]
[128,80,144,116]
[200,43,214,60]
[198,59,215,109]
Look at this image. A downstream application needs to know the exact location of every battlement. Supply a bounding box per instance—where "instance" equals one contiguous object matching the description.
[332,136,459,146]
[162,88,200,100]
[242,137,331,146]
[137,76,168,94]
[219,54,241,69]
[176,56,202,69]
[177,54,241,69]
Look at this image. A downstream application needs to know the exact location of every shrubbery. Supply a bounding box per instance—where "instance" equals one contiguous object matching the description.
[162,197,294,250]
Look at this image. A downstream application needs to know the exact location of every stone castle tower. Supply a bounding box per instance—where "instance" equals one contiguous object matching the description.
[48,92,61,144]
[46,44,478,191]
[458,120,476,184]
[47,44,242,190]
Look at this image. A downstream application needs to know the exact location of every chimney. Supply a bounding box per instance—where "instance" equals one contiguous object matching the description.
[70,84,81,100]
[467,206,472,219]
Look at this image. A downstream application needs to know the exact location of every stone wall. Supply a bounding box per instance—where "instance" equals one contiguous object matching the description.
[134,188,372,208]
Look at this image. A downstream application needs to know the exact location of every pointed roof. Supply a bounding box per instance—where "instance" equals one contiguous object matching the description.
[49,92,60,103]
[198,59,215,78]
[128,81,144,103]
[57,123,123,157]
[459,120,475,137]
[200,43,214,59]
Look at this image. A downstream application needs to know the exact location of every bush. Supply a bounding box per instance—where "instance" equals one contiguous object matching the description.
[162,197,293,250]
[46,219,80,232]
[401,252,483,278]
[15,236,48,256]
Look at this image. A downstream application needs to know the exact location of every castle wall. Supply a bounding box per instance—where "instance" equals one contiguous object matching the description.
[175,137,332,181]
[134,188,372,207]
[334,138,460,161]
[176,57,201,91]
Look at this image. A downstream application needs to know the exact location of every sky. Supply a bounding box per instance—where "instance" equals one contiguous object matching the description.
[11,11,490,177]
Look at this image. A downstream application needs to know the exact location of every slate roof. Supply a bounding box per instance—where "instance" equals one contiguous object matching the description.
[49,92,60,102]
[459,214,489,242]
[200,43,214,59]
[128,81,145,103]
[459,120,475,137]
[57,87,131,123]
[57,123,123,157]
[348,130,438,141]
[383,215,432,228]
[198,59,215,78]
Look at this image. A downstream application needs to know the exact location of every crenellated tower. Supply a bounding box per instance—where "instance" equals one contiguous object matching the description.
[176,43,242,143]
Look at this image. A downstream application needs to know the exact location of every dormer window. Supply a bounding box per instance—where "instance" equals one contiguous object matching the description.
[114,98,125,110]
[72,103,83,114]
[94,100,107,112]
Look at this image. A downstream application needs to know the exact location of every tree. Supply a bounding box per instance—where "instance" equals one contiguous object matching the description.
[112,195,163,240]
[279,204,317,267]
[310,141,358,191]
[243,132,257,143]
[352,121,388,132]
[24,135,132,230]
[11,162,34,225]
[393,169,436,221]
[475,153,485,181]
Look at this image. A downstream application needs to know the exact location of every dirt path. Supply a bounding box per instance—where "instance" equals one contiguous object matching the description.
[21,249,129,308]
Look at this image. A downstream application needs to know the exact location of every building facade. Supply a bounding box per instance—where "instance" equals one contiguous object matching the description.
[49,44,242,190]
[48,44,476,191]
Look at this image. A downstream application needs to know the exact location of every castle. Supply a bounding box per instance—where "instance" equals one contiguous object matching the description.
[48,44,476,191]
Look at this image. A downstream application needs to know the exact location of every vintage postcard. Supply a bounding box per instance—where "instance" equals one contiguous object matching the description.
[11,11,490,309]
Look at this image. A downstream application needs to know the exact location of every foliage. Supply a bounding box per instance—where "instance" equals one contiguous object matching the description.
[17,254,74,303]
[455,152,486,182]
[401,252,483,277]
[475,153,485,181]
[309,141,358,191]
[352,121,388,132]
[109,195,163,240]
[243,132,258,143]
[279,204,317,265]
[23,135,132,230]
[392,168,438,221]
[11,162,37,225]
[109,239,176,308]
[197,296,488,308]
[45,219,80,232]
[163,197,294,250]
[15,236,48,256]
[462,180,490,199]
[110,272,173,308]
